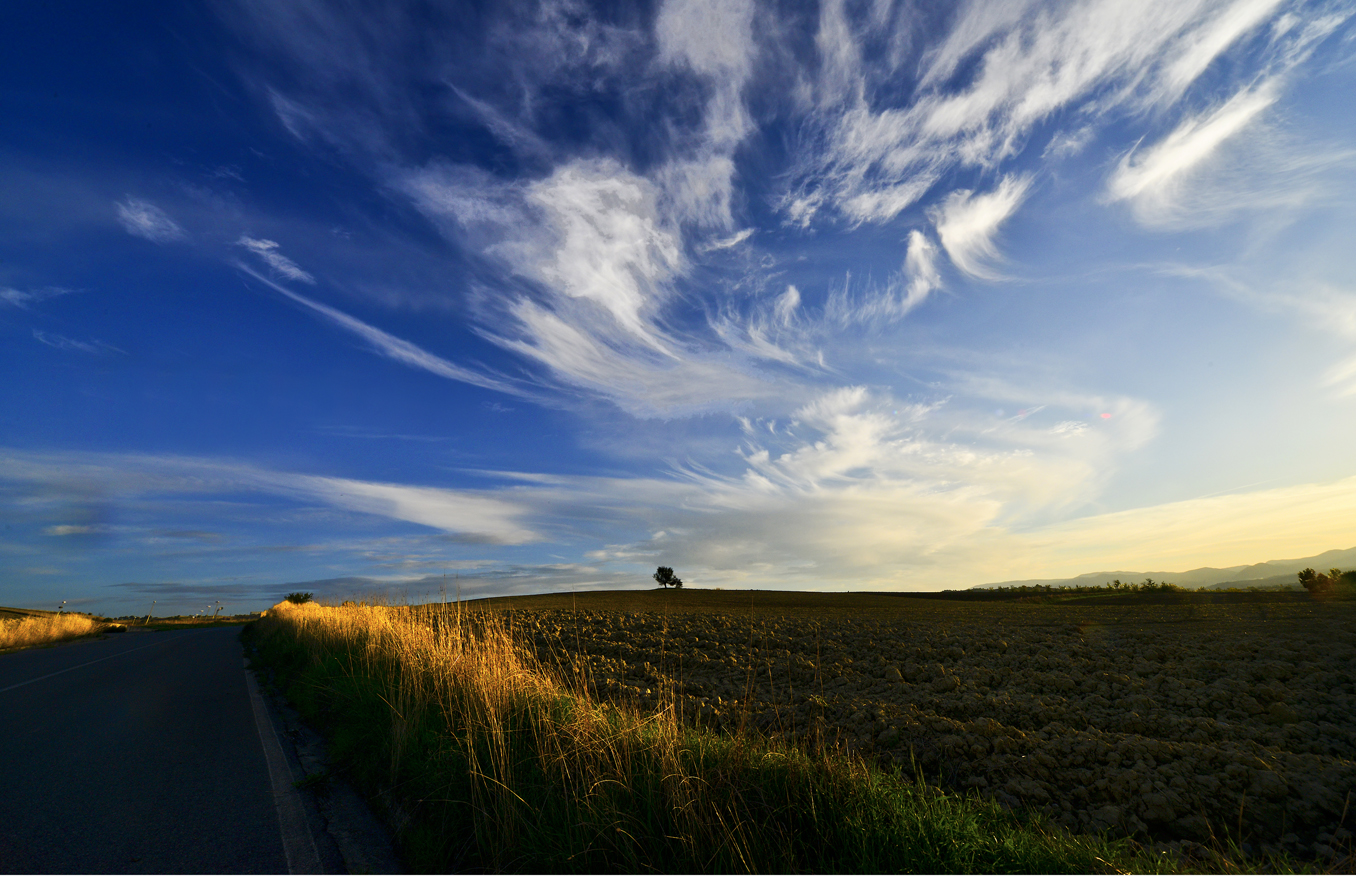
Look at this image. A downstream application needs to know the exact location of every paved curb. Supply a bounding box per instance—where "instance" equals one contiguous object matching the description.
[244,643,405,874]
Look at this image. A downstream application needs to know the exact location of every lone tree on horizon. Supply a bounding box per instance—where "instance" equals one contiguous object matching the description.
[653,566,683,589]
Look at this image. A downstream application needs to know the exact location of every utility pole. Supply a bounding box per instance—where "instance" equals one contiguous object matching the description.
[144,600,155,626]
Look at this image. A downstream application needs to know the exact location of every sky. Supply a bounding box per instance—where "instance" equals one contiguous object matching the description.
[3,0,1356,616]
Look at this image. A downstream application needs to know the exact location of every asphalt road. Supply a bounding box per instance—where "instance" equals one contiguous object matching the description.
[0,627,298,874]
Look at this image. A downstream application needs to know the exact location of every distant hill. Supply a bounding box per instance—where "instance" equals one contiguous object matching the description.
[977,545,1356,591]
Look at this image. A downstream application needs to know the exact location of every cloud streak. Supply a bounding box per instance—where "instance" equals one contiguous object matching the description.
[115,198,185,243]
[237,236,316,283]
[235,262,522,396]
[0,449,539,545]
[1107,81,1279,223]
[32,330,122,355]
[1,287,73,309]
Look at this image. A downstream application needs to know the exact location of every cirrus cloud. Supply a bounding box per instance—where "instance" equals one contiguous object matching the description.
[115,198,185,243]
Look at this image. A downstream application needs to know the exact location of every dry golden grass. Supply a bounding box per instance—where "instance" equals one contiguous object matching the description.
[0,613,99,650]
[256,599,1149,873]
[265,599,739,867]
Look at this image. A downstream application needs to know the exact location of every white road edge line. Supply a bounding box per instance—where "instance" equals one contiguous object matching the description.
[0,638,170,694]
[244,657,324,875]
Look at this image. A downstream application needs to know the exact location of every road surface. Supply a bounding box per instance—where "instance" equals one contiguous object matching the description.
[0,626,318,874]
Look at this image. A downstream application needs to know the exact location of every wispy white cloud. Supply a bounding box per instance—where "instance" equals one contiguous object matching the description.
[1042,125,1095,159]
[1157,0,1287,103]
[225,0,646,162]
[494,297,775,416]
[237,236,316,283]
[658,0,755,141]
[44,524,112,536]
[236,263,522,396]
[401,163,523,233]
[294,475,538,544]
[0,449,540,546]
[656,0,755,83]
[448,86,553,160]
[1109,76,1354,229]
[115,198,185,243]
[656,156,739,230]
[931,175,1032,279]
[709,285,822,370]
[511,161,682,350]
[903,231,942,310]
[654,0,756,224]
[815,232,945,328]
[1,287,72,309]
[219,0,1338,434]
[1323,356,1356,398]
[406,159,682,350]
[1107,80,1279,223]
[268,89,320,142]
[790,0,1322,226]
[32,330,122,355]
[403,158,780,415]
[701,228,754,251]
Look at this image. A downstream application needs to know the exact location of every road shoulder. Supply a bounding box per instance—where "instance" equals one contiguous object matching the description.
[243,636,404,874]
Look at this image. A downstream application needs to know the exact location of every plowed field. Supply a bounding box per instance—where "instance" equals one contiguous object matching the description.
[477,590,1354,862]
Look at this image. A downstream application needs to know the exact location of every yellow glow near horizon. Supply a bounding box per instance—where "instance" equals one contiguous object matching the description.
[996,474,1356,581]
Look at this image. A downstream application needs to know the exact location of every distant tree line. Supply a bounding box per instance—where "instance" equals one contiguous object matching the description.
[975,578,1182,597]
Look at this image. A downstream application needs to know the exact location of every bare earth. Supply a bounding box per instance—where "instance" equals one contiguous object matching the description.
[466,589,1355,863]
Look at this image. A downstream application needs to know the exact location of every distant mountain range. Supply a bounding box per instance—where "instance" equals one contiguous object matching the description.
[976,545,1356,591]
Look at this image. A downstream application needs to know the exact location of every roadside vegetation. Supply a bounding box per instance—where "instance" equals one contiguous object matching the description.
[247,600,1160,873]
[0,604,264,652]
[0,611,102,651]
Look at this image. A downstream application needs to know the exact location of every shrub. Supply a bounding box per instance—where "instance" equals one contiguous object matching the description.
[1299,568,1353,598]
[285,592,314,605]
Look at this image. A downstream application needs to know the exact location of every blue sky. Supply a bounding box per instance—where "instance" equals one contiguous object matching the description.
[3,0,1355,616]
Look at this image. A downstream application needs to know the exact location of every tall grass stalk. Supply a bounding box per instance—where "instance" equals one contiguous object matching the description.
[249,601,1146,873]
[0,613,99,651]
